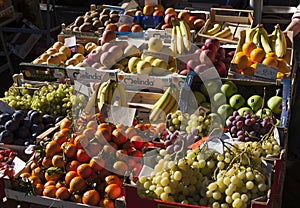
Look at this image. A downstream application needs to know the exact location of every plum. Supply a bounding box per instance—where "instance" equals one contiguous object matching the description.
[55,116,64,124]
[12,110,26,122]
[30,111,42,124]
[14,125,30,139]
[5,120,19,132]
[0,130,14,144]
[21,118,32,129]
[0,113,11,125]
[31,123,45,134]
[42,114,54,125]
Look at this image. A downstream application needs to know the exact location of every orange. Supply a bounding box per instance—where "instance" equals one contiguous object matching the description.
[251,62,257,70]
[265,52,278,60]
[66,160,81,172]
[233,51,249,70]
[118,24,131,32]
[98,123,114,133]
[262,57,278,67]
[82,190,101,206]
[60,118,72,130]
[111,129,127,145]
[105,23,117,31]
[52,154,66,168]
[20,172,31,178]
[55,181,66,189]
[69,176,88,193]
[99,198,115,208]
[45,140,61,157]
[42,157,52,168]
[95,128,111,143]
[70,193,82,203]
[143,5,154,16]
[86,142,102,157]
[28,175,42,186]
[249,47,266,63]
[276,72,285,79]
[44,180,56,187]
[277,58,291,73]
[31,166,45,180]
[74,134,89,149]
[124,127,137,138]
[83,127,96,139]
[105,184,121,200]
[45,170,63,182]
[53,130,68,145]
[62,142,77,159]
[65,171,78,186]
[30,162,38,170]
[56,187,71,200]
[77,163,93,179]
[86,120,98,130]
[89,156,105,172]
[154,4,165,13]
[105,175,121,186]
[43,185,57,198]
[76,149,90,163]
[113,161,128,176]
[33,183,43,195]
[241,66,255,76]
[242,41,257,56]
[99,169,112,181]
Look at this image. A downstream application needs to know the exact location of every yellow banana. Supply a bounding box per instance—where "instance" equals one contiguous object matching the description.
[97,81,109,111]
[179,20,191,52]
[274,24,287,58]
[117,83,128,106]
[213,27,232,38]
[245,26,258,42]
[259,26,273,53]
[150,87,173,122]
[152,87,171,110]
[252,28,261,47]
[106,81,114,105]
[270,26,278,51]
[111,84,122,106]
[176,25,184,55]
[170,26,177,55]
[163,87,179,115]
[206,23,221,35]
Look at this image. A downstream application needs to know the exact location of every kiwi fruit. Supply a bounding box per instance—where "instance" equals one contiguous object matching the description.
[75,16,84,27]
[90,11,100,18]
[109,10,119,15]
[110,14,119,23]
[73,27,79,32]
[93,20,103,29]
[79,22,92,32]
[99,15,110,24]
[84,16,92,23]
[101,8,110,15]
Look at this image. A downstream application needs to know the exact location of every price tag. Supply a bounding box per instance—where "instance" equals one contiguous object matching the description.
[145,0,158,6]
[64,36,76,53]
[254,63,278,80]
[118,15,134,27]
[143,50,169,63]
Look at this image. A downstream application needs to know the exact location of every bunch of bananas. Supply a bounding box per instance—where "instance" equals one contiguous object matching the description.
[271,24,287,58]
[204,23,234,40]
[149,85,179,123]
[97,80,127,111]
[170,20,192,55]
[246,24,287,58]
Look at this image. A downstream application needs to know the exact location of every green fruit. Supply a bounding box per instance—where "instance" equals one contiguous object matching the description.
[212,92,226,108]
[229,94,245,110]
[256,108,272,118]
[221,81,238,98]
[201,102,211,110]
[193,91,206,105]
[267,96,282,115]
[217,104,233,119]
[238,107,253,116]
[200,81,220,97]
[247,95,263,112]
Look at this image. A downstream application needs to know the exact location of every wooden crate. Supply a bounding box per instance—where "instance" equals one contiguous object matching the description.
[195,8,254,44]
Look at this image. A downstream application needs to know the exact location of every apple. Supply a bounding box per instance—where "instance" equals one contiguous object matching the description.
[221,81,238,98]
[124,45,140,57]
[204,38,220,50]
[227,50,235,58]
[229,94,245,110]
[194,48,202,54]
[217,104,233,119]
[193,64,209,74]
[144,56,156,64]
[128,57,141,73]
[100,51,116,68]
[188,16,198,25]
[164,13,176,26]
[87,49,102,63]
[148,37,163,52]
[256,108,272,118]
[161,23,172,30]
[187,59,200,71]
[238,107,253,116]
[194,19,205,30]
[179,69,188,75]
[178,11,190,23]
[193,91,206,105]
[214,60,227,77]
[101,30,116,45]
[152,59,168,69]
[136,60,152,74]
[212,92,227,108]
[108,45,123,61]
[199,49,215,64]
[267,96,282,115]
[216,47,226,60]
[202,42,218,55]
[247,95,263,112]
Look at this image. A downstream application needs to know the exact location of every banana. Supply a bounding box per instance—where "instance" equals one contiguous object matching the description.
[270,26,278,51]
[213,27,231,38]
[152,87,171,110]
[150,87,173,122]
[274,24,287,58]
[246,26,258,42]
[97,81,109,111]
[117,83,128,106]
[176,25,184,55]
[252,27,261,47]
[170,25,177,55]
[163,87,179,115]
[206,23,221,35]
[179,20,191,52]
[259,26,273,53]
[106,81,114,105]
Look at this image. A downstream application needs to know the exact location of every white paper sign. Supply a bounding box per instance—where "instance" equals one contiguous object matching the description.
[254,63,278,80]
[105,105,136,127]
[145,0,158,6]
[64,36,76,53]
[118,15,134,27]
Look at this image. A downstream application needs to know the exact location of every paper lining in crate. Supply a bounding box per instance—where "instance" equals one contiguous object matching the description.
[195,8,253,44]
[228,30,294,82]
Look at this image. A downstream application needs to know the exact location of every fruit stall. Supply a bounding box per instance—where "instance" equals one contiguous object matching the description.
[0,1,296,208]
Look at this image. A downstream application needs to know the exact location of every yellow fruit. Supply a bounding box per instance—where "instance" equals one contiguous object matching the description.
[277,58,290,73]
[242,41,257,56]
[241,66,255,76]
[262,57,278,67]
[249,48,266,63]
[265,52,278,60]
[233,51,249,70]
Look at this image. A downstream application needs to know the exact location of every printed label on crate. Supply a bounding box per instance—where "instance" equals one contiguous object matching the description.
[254,63,278,80]
[146,29,171,41]
[162,74,185,89]
[53,68,66,78]
[121,73,163,89]
[118,15,134,27]
[145,0,158,6]
[143,50,169,63]
[64,36,76,53]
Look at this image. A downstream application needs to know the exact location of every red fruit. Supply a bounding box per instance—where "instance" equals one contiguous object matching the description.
[194,64,209,74]
[204,38,220,50]
[214,60,227,77]
[187,59,200,71]
[164,14,176,26]
[216,47,226,60]
[199,49,215,63]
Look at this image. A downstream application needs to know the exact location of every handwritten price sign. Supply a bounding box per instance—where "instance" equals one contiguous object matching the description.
[254,63,278,81]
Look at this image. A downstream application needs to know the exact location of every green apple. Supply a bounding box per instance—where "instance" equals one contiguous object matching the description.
[213,92,226,108]
[200,81,220,97]
[128,57,141,73]
[136,60,152,74]
[193,91,207,105]
[238,107,253,116]
[247,95,263,112]
[256,108,272,118]
[217,104,233,119]
[229,94,245,110]
[152,58,169,75]
[148,37,163,52]
[221,81,238,98]
[267,96,282,115]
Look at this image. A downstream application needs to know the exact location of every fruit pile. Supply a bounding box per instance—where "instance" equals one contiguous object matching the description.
[203,23,234,41]
[233,24,290,79]
[0,148,15,179]
[0,110,60,146]
[0,83,87,118]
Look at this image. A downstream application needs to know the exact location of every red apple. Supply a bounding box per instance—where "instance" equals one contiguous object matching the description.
[188,16,198,25]
[187,59,200,71]
[215,47,226,60]
[179,69,189,75]
[164,13,176,26]
[204,38,220,50]
[194,64,209,74]
[194,48,202,54]
[227,50,235,58]
[214,60,227,77]
[203,42,218,55]
[161,23,172,30]
[178,11,190,23]
[199,49,215,64]
[194,19,205,30]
